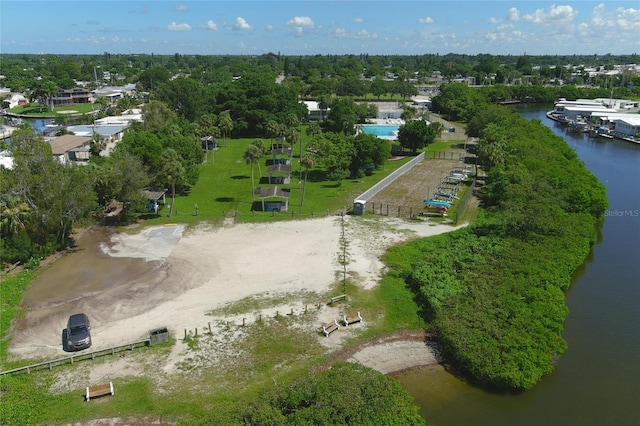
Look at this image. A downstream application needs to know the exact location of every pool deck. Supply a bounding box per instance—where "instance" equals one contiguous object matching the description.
[367,118,405,126]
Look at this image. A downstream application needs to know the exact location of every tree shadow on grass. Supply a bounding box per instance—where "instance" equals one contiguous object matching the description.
[320,182,341,189]
[231,175,250,180]
[303,170,327,183]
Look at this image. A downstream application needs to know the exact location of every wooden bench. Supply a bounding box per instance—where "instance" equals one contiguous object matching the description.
[322,319,340,337]
[342,312,363,327]
[327,294,346,305]
[85,382,114,401]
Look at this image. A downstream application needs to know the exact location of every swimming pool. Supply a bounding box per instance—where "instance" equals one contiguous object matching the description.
[360,125,399,137]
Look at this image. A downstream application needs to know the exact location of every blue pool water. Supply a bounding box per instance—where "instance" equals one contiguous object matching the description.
[360,125,399,137]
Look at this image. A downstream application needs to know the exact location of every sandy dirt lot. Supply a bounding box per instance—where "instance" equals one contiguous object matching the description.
[7,215,464,377]
[6,129,475,384]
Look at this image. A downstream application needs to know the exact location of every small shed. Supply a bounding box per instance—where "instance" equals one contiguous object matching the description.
[257,186,290,212]
[266,163,292,184]
[270,146,292,164]
[353,199,366,215]
[142,187,168,213]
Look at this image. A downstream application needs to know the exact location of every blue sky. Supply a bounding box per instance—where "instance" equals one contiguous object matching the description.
[1,1,639,55]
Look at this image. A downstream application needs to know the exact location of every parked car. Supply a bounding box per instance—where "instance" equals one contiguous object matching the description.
[66,313,91,351]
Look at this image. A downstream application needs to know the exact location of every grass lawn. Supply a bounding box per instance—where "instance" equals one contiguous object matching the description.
[8,102,96,117]
[139,132,414,228]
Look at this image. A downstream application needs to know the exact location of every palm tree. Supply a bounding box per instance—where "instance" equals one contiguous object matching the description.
[160,148,185,218]
[251,139,266,178]
[218,111,233,147]
[285,127,300,162]
[195,113,219,163]
[0,195,31,237]
[89,132,106,157]
[305,122,322,172]
[284,112,300,130]
[306,122,322,139]
[266,120,280,148]
[242,144,262,201]
[42,80,59,112]
[317,94,332,121]
[299,154,316,206]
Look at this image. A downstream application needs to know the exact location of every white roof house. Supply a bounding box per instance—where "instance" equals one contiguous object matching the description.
[0,149,14,170]
[94,108,142,126]
[66,124,127,156]
[562,105,616,120]
[614,116,640,137]
[3,92,29,109]
[302,100,327,121]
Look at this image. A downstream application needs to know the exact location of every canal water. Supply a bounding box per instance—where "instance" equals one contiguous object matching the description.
[396,104,640,425]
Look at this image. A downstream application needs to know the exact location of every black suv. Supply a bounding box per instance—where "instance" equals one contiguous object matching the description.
[66,313,92,351]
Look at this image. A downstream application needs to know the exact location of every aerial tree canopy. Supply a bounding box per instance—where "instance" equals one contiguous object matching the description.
[243,362,425,425]
[397,119,442,154]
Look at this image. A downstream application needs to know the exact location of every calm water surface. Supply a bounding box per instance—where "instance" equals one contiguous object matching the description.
[397,104,640,426]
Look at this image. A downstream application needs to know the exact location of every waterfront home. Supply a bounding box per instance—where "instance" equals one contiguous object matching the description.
[94,108,142,126]
[613,116,640,138]
[52,88,91,106]
[2,92,29,109]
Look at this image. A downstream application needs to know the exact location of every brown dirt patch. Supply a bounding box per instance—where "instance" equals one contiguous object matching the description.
[369,147,475,216]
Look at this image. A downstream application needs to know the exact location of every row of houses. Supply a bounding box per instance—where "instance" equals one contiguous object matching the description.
[0,108,142,169]
[547,98,640,139]
[1,84,137,110]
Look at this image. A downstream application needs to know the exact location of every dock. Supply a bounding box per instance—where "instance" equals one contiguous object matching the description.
[0,125,18,140]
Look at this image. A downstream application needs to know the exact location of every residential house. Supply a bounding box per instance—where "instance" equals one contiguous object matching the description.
[614,116,640,138]
[66,124,127,157]
[302,100,327,121]
[52,88,91,106]
[2,92,29,109]
[47,134,92,165]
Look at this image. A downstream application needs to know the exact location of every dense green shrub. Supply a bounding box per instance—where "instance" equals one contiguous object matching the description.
[384,111,606,390]
[243,362,425,425]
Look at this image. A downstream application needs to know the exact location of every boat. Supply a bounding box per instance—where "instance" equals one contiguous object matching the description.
[424,205,448,213]
[568,120,590,132]
[423,199,452,207]
[435,191,459,200]
[445,175,465,183]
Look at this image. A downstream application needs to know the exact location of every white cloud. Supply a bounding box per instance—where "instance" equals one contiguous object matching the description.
[522,5,577,25]
[288,16,314,28]
[287,16,314,36]
[333,28,348,39]
[231,17,253,31]
[355,17,364,23]
[591,4,640,30]
[175,4,189,12]
[418,17,434,24]
[332,28,376,40]
[508,7,520,21]
[355,30,376,39]
[168,22,191,32]
[489,17,501,24]
[204,20,218,31]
